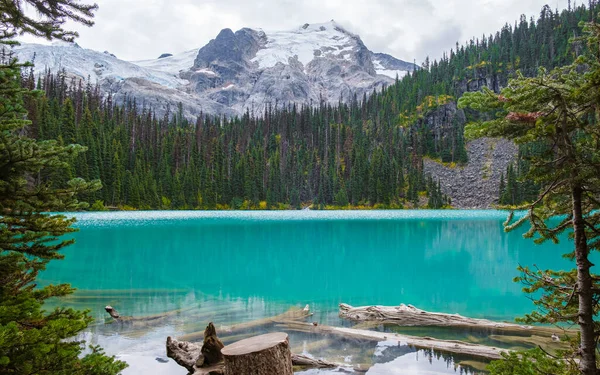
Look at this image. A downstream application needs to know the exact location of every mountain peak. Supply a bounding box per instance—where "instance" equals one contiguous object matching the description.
[296,20,355,36]
[14,21,416,118]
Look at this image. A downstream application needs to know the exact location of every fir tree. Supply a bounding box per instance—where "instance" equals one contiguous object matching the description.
[458,16,600,374]
[0,1,126,374]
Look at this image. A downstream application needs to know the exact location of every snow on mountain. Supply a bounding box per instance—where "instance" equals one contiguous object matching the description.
[13,42,186,89]
[371,52,415,80]
[134,49,198,76]
[11,21,417,118]
[252,21,356,69]
[373,58,408,79]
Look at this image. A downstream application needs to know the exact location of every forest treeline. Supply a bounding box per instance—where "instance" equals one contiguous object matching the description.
[20,1,597,210]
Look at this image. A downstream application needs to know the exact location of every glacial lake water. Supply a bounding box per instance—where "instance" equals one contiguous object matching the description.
[40,210,576,374]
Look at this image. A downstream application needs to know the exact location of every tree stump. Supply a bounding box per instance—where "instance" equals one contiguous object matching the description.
[221,332,293,375]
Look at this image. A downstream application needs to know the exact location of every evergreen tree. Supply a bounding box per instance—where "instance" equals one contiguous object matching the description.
[0,1,126,374]
[458,17,600,374]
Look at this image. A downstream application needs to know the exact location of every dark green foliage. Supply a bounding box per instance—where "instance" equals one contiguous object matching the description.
[0,58,126,375]
[498,143,544,206]
[426,176,450,208]
[27,76,439,209]
[458,12,600,374]
[0,0,97,42]
[488,348,576,375]
[0,1,126,374]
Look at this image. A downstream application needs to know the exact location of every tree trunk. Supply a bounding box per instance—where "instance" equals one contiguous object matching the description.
[221,332,293,375]
[572,183,597,375]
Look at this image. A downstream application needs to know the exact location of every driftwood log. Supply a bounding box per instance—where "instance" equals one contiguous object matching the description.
[104,305,190,327]
[339,303,574,336]
[221,332,293,375]
[291,354,337,369]
[279,321,508,360]
[166,336,203,373]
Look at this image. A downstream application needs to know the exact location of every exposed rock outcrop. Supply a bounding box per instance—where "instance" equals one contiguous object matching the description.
[424,138,518,208]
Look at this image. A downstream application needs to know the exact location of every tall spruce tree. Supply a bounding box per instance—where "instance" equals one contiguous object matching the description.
[458,17,600,375]
[0,1,126,374]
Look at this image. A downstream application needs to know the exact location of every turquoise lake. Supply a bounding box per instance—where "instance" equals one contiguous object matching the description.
[40,210,577,374]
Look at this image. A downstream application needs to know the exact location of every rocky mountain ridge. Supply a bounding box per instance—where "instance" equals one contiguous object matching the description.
[13,21,416,118]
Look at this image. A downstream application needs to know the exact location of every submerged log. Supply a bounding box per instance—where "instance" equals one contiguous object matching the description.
[291,354,337,369]
[179,305,312,342]
[339,303,573,336]
[221,332,293,375]
[104,305,191,326]
[279,321,507,360]
[488,334,571,352]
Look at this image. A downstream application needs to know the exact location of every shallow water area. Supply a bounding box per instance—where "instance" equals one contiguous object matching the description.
[41,210,576,373]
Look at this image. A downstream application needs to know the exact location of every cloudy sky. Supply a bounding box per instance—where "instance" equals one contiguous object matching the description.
[21,0,570,63]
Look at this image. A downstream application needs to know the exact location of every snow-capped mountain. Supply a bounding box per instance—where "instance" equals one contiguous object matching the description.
[13,21,416,117]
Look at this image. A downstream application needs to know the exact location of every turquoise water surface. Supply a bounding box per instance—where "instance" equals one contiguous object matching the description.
[40,210,576,374]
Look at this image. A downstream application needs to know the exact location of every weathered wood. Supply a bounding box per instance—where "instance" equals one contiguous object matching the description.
[279,321,508,360]
[200,322,225,366]
[104,305,190,326]
[166,336,202,372]
[488,334,570,352]
[167,322,226,375]
[339,303,574,336]
[291,353,337,369]
[168,335,336,373]
[221,332,293,375]
[178,305,312,342]
[194,364,225,375]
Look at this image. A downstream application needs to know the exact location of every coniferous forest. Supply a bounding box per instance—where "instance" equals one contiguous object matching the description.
[20,2,597,210]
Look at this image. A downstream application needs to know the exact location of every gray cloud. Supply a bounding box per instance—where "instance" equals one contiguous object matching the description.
[19,0,570,63]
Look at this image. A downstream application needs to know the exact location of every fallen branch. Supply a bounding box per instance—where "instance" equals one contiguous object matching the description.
[166,336,202,373]
[104,305,192,326]
[339,303,574,336]
[291,353,338,369]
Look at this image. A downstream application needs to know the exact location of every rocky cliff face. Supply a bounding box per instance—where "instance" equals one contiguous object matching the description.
[420,75,519,208]
[424,138,518,209]
[13,21,416,118]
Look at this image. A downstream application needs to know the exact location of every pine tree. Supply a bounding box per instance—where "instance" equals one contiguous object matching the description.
[0,1,126,374]
[458,17,600,374]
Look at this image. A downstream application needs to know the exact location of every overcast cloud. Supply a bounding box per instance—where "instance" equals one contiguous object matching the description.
[20,0,570,63]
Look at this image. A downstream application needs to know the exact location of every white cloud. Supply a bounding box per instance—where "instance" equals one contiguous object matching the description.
[18,0,570,63]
